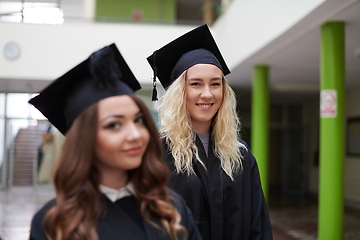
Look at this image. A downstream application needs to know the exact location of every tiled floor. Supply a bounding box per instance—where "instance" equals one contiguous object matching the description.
[268,196,319,240]
[268,194,360,240]
[1,184,360,240]
[0,184,55,240]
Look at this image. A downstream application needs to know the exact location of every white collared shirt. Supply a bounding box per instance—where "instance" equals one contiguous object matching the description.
[99,181,136,202]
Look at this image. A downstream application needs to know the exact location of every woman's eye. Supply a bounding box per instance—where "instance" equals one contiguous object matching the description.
[135,116,145,124]
[212,82,221,86]
[190,82,200,86]
[105,122,120,130]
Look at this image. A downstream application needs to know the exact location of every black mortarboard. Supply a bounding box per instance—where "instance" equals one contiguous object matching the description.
[29,43,141,135]
[147,24,230,100]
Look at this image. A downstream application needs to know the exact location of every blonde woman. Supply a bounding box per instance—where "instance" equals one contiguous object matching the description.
[29,44,201,240]
[147,24,273,240]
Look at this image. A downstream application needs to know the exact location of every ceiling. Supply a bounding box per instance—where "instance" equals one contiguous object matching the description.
[227,0,360,105]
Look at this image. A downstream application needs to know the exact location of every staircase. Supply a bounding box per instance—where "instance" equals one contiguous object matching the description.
[12,125,46,186]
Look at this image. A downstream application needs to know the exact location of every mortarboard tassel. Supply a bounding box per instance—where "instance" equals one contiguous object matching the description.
[151,51,158,101]
[152,83,158,101]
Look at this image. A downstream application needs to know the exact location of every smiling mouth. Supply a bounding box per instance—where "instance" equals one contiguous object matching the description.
[123,147,143,156]
[196,103,213,109]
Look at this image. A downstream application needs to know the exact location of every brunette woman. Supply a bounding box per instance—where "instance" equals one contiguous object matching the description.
[29,43,201,240]
[147,25,273,240]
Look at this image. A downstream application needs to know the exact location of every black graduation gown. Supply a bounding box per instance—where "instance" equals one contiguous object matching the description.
[29,191,202,240]
[163,136,273,240]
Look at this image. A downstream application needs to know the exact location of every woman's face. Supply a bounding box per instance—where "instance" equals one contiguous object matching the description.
[95,95,150,180]
[185,63,223,133]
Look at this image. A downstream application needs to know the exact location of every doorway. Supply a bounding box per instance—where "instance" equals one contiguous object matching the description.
[0,93,48,188]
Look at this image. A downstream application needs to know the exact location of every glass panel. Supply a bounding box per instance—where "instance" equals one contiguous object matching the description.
[23,3,64,25]
[0,118,4,167]
[0,2,63,24]
[6,93,32,119]
[0,118,4,187]
[0,93,5,117]
[0,94,5,187]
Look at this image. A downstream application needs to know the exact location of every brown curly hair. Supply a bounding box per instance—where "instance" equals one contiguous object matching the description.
[43,95,186,240]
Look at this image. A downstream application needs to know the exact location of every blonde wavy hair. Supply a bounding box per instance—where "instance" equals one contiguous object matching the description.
[158,71,246,180]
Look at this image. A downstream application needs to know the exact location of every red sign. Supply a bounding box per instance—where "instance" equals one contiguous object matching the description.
[132,10,143,21]
[320,90,337,118]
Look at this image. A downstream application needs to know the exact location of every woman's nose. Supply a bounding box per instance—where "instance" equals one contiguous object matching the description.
[126,123,142,141]
[200,85,212,98]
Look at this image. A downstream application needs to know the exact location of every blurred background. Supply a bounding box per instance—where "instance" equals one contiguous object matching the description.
[0,0,360,239]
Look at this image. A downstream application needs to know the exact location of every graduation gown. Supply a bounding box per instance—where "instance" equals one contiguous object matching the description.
[163,136,273,240]
[29,191,201,240]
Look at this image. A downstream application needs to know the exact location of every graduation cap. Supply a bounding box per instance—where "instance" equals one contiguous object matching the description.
[29,43,141,135]
[147,24,230,101]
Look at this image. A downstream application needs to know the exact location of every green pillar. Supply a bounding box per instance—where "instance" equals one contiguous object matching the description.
[251,65,269,201]
[319,22,345,240]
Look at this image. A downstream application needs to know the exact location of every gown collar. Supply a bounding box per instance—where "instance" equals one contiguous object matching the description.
[99,181,136,202]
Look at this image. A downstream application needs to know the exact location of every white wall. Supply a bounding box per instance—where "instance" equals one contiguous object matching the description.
[0,22,193,84]
[212,0,325,69]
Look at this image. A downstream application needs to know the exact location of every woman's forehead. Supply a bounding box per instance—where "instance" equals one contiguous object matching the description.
[97,95,140,118]
[186,64,223,79]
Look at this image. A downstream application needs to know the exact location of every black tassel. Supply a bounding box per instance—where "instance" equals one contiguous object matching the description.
[152,85,158,101]
[151,51,158,101]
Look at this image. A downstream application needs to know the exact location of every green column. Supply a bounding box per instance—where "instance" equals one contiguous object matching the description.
[319,22,345,240]
[251,65,269,200]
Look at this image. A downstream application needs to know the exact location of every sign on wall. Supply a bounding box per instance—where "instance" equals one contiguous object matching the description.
[320,90,337,118]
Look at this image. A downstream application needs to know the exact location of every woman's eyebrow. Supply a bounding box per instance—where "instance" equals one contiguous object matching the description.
[187,78,203,81]
[100,111,143,123]
[99,115,123,124]
[187,77,222,81]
